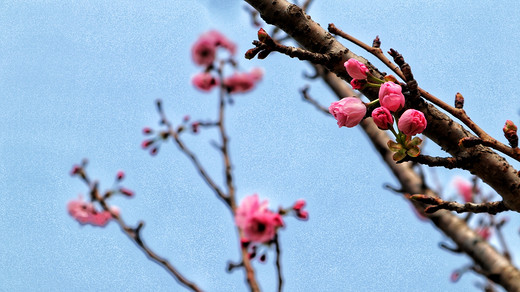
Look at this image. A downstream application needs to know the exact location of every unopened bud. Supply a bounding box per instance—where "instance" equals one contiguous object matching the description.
[257,28,270,43]
[116,170,125,181]
[455,92,464,109]
[503,120,518,148]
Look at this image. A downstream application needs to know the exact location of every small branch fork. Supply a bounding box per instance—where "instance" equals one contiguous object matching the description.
[76,169,203,292]
[410,194,510,215]
[327,23,520,163]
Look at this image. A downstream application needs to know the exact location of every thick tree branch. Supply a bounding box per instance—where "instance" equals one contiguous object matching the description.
[315,65,520,290]
[243,0,520,213]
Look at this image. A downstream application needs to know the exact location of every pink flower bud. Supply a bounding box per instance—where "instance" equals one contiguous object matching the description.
[119,187,134,197]
[379,82,405,112]
[350,79,366,90]
[70,165,81,176]
[292,199,306,211]
[192,72,219,92]
[116,170,125,181]
[371,107,394,130]
[344,59,369,80]
[142,127,153,135]
[398,109,427,136]
[141,139,154,149]
[296,210,309,220]
[328,97,367,128]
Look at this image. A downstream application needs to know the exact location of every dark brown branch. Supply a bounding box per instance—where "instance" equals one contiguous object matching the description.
[251,39,342,65]
[410,195,510,215]
[274,234,283,292]
[398,154,466,169]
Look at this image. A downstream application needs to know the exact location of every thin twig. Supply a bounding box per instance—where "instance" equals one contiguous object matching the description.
[398,154,466,169]
[410,194,510,214]
[300,85,330,115]
[274,234,283,292]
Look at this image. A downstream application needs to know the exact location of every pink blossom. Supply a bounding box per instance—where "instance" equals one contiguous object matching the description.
[223,68,263,94]
[452,176,473,203]
[371,107,394,130]
[67,196,116,227]
[379,82,405,112]
[191,37,217,66]
[344,59,369,80]
[235,194,284,243]
[191,30,236,66]
[397,109,427,136]
[328,97,366,128]
[191,72,219,92]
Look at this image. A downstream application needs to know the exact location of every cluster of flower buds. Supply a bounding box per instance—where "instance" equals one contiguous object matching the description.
[330,58,427,161]
[191,30,263,94]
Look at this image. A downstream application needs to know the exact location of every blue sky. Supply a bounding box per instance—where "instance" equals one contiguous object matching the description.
[1,1,519,291]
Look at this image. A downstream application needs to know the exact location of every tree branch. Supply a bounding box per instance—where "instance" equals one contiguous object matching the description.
[313,63,520,290]
[243,0,520,213]
[410,195,510,215]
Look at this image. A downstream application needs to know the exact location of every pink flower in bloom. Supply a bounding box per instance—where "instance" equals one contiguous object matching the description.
[191,30,236,66]
[67,196,117,227]
[452,176,473,203]
[224,68,263,94]
[397,109,427,136]
[344,59,369,80]
[235,194,284,243]
[328,97,367,128]
[371,107,394,130]
[191,37,217,66]
[379,82,405,112]
[192,72,219,92]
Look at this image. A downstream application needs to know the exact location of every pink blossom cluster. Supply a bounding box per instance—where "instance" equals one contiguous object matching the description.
[235,194,284,243]
[337,59,427,136]
[67,196,118,227]
[191,31,263,93]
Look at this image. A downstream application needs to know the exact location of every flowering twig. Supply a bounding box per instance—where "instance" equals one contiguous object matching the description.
[328,22,520,163]
[76,168,203,292]
[410,194,510,215]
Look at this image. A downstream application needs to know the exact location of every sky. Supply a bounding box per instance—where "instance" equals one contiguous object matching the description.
[1,0,520,291]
